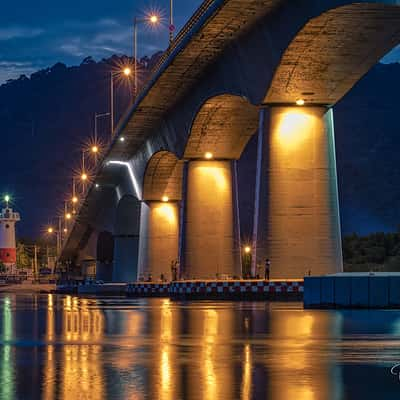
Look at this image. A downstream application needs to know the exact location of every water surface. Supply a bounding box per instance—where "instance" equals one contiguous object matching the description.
[1,294,400,399]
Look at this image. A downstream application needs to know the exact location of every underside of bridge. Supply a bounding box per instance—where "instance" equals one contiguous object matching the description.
[184,95,259,159]
[265,3,400,105]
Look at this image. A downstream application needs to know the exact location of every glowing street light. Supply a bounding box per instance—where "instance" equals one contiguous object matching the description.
[123,67,132,76]
[244,246,251,254]
[65,212,72,220]
[72,196,78,204]
[91,145,99,154]
[47,227,54,234]
[150,14,159,24]
[81,172,88,182]
[119,136,125,142]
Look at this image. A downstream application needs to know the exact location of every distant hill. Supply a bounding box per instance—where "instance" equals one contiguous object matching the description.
[0,57,399,238]
[0,53,162,238]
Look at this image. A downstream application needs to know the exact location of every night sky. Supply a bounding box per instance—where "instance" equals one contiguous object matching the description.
[0,0,203,83]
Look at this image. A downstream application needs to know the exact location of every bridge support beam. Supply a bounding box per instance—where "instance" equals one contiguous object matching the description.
[96,261,113,282]
[113,234,140,282]
[138,201,180,281]
[183,160,241,279]
[253,106,342,278]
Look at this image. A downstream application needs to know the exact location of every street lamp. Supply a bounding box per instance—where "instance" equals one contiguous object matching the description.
[71,177,79,213]
[95,111,110,145]
[133,13,160,97]
[110,67,132,138]
[169,0,175,45]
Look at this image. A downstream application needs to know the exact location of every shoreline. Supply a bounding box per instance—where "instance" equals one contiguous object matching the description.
[0,283,55,293]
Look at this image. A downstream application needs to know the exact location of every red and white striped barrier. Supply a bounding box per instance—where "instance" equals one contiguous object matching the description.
[126,280,303,299]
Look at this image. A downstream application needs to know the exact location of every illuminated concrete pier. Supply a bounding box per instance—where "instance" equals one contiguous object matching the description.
[183,160,241,279]
[138,201,180,280]
[254,106,342,279]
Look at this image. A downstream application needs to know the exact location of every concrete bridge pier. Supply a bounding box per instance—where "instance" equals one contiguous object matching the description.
[112,195,141,282]
[253,106,343,279]
[95,261,113,282]
[113,234,140,282]
[138,201,180,281]
[183,160,241,279]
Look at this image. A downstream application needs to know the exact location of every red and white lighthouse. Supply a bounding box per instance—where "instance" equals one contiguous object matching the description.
[0,198,20,266]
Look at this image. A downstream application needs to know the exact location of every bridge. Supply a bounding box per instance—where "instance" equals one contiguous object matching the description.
[59,0,400,282]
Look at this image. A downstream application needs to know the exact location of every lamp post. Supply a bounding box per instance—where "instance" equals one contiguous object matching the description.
[64,201,71,235]
[47,219,62,257]
[133,14,160,97]
[169,0,175,45]
[110,68,132,139]
[71,177,78,213]
[80,151,88,194]
[95,111,110,142]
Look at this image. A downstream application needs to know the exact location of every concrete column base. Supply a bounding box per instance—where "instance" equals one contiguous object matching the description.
[96,261,113,282]
[113,235,140,282]
[138,201,180,281]
[184,160,241,279]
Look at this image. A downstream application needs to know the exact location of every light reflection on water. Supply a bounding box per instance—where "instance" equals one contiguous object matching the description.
[1,294,400,399]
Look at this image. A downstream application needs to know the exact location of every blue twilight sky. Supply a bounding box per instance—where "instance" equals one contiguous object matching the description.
[0,0,399,83]
[0,0,203,83]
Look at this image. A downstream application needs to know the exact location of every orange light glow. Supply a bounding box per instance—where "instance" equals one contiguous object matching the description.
[65,213,72,220]
[296,98,305,106]
[123,67,131,76]
[244,246,251,254]
[48,227,54,234]
[155,203,177,225]
[81,173,88,181]
[275,110,313,150]
[91,145,99,154]
[204,152,213,160]
[162,195,169,203]
[72,196,78,204]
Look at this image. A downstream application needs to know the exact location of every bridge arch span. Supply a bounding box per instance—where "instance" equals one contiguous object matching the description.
[184,94,259,160]
[265,2,400,106]
[142,150,184,202]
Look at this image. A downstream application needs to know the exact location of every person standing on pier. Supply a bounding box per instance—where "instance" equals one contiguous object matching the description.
[265,258,271,281]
